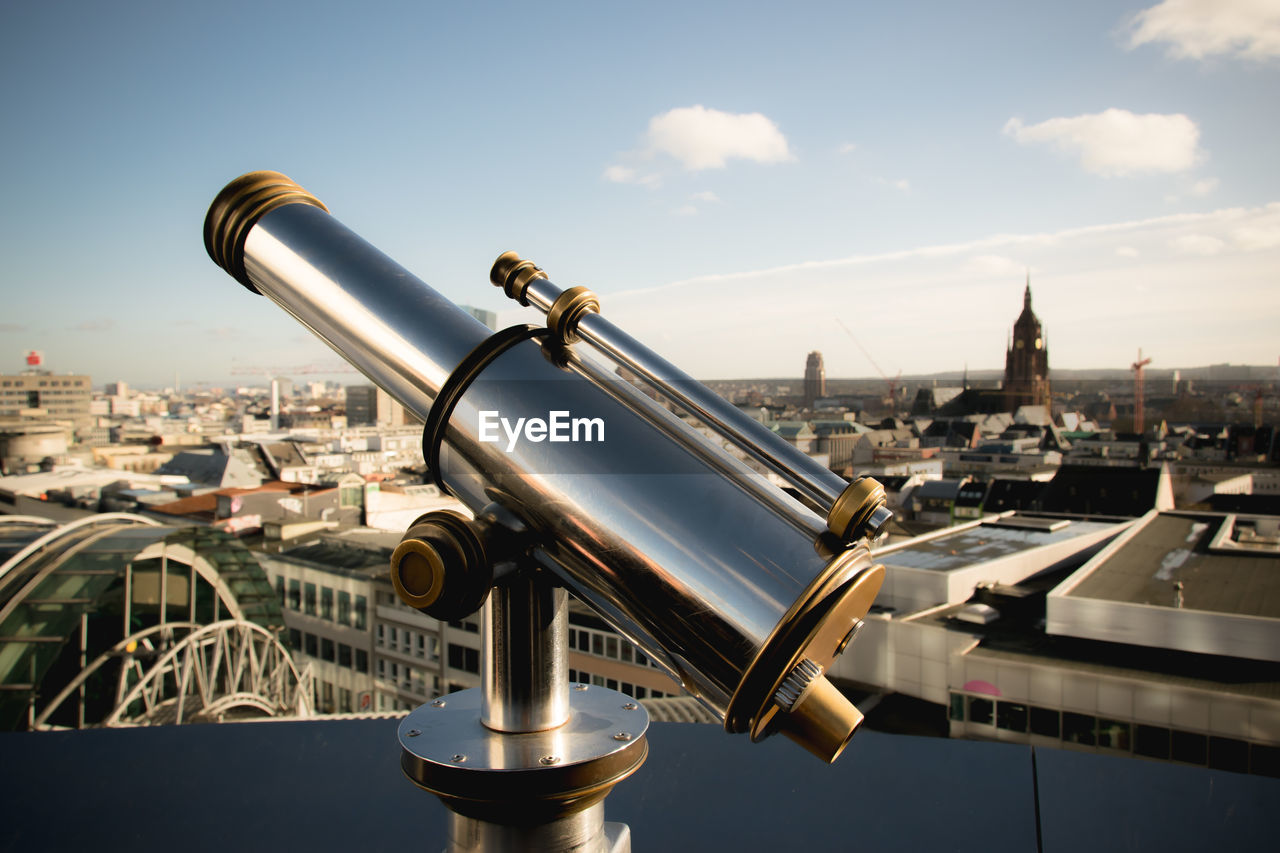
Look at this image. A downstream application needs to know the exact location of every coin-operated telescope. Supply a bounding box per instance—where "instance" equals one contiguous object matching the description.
[205,172,891,852]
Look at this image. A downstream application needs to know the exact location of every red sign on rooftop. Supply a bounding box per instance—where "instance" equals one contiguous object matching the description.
[25,350,42,366]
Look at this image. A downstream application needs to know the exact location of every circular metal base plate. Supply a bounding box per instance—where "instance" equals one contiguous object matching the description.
[398,686,649,815]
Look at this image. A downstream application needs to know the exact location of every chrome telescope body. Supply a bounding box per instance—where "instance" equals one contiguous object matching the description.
[204,172,888,763]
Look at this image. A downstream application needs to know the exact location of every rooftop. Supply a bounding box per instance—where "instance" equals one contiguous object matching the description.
[1065,513,1280,619]
[875,517,1120,575]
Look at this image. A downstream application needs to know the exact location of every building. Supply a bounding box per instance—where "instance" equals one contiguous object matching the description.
[460,305,498,331]
[0,371,92,420]
[258,532,485,713]
[831,510,1280,778]
[346,384,416,427]
[803,351,826,406]
[1003,281,1050,410]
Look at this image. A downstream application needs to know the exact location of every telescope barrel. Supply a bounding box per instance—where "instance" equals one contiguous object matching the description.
[205,171,886,762]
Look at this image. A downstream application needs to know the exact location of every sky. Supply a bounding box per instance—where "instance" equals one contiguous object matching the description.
[1,0,1277,388]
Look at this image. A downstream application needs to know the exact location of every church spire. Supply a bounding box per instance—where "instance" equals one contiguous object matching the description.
[1024,270,1031,310]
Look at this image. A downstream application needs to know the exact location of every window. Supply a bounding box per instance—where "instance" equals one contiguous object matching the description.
[338,643,352,668]
[376,624,384,646]
[1172,730,1207,765]
[339,688,352,713]
[377,659,386,678]
[606,637,618,659]
[1063,712,1096,746]
[1135,725,1170,759]
[967,697,993,725]
[416,634,425,658]
[321,638,335,662]
[275,576,285,606]
[390,627,398,647]
[356,650,368,674]
[304,583,316,616]
[1029,707,1059,738]
[305,633,318,657]
[1209,737,1248,773]
[338,591,351,625]
[288,628,302,651]
[996,702,1028,733]
[949,693,965,723]
[1096,719,1130,751]
[355,595,367,629]
[321,587,333,620]
[288,579,301,610]
[447,644,479,673]
[1251,744,1280,778]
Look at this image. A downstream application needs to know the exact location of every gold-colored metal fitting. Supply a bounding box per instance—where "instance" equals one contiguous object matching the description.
[204,170,328,293]
[724,544,884,763]
[827,476,888,541]
[489,250,547,304]
[389,511,491,619]
[546,286,600,344]
[389,538,447,609]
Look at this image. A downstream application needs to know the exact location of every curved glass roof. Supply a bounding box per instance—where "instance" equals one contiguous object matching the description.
[0,516,285,729]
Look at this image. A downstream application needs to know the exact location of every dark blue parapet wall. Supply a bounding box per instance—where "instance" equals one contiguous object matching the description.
[0,719,1274,851]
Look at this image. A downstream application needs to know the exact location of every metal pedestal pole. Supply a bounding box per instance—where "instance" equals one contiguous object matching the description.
[398,571,648,852]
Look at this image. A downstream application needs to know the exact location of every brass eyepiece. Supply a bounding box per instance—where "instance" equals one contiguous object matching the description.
[390,511,491,620]
[490,250,547,305]
[204,170,328,293]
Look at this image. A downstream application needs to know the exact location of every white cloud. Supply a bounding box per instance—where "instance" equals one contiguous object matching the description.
[964,255,1025,276]
[1231,205,1280,249]
[1116,246,1141,257]
[1170,233,1226,255]
[838,142,857,155]
[690,191,721,204]
[1190,177,1219,196]
[645,105,793,171]
[1126,0,1280,62]
[604,165,637,183]
[873,177,911,193]
[671,204,698,217]
[603,164,660,187]
[1003,109,1202,177]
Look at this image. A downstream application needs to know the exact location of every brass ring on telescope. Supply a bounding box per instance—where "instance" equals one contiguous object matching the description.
[204,171,328,293]
[827,476,888,541]
[546,286,600,344]
[724,544,884,762]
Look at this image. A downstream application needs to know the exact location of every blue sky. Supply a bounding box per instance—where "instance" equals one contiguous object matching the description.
[1,0,1277,388]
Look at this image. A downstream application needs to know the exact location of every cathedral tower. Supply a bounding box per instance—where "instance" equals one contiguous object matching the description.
[1003,278,1050,410]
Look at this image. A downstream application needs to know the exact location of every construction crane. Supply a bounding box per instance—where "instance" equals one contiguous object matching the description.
[1131,348,1152,434]
[835,318,900,410]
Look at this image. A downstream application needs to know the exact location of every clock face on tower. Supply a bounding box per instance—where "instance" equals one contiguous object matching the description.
[1016,339,1024,349]
[1035,338,1042,349]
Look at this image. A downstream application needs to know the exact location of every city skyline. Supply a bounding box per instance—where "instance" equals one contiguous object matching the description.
[1,1,1278,386]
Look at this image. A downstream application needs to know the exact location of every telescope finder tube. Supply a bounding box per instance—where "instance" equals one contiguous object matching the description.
[491,252,893,543]
[205,171,885,763]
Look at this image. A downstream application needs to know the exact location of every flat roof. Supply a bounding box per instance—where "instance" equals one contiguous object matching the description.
[1064,513,1280,619]
[875,518,1120,574]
